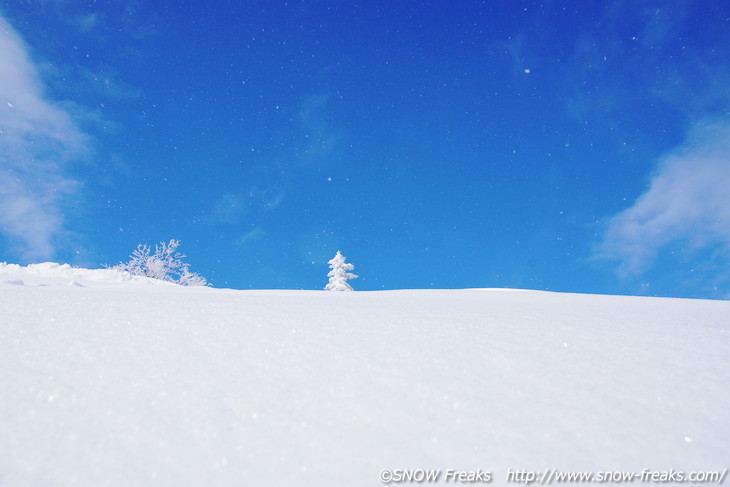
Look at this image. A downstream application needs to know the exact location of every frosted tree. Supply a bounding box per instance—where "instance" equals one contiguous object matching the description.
[178,266,208,287]
[325,251,357,291]
[112,239,208,286]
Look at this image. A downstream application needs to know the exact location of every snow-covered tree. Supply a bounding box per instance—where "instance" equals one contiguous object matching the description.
[112,239,208,286]
[178,266,208,287]
[325,251,357,291]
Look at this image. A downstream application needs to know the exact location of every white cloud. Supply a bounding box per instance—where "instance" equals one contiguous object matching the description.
[596,121,730,276]
[0,15,87,261]
[299,93,341,160]
[233,228,266,247]
[211,193,247,223]
[211,187,285,224]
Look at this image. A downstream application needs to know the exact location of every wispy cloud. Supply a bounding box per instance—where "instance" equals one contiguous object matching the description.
[557,1,730,128]
[233,228,266,247]
[595,121,730,277]
[298,93,342,161]
[211,187,285,224]
[211,193,248,224]
[0,15,88,261]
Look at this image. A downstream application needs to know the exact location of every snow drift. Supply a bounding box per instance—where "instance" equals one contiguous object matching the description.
[1,263,728,486]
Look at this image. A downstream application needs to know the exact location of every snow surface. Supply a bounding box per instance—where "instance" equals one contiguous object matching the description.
[1,263,729,486]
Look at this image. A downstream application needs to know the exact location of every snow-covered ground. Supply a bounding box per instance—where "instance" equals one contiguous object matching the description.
[1,263,728,486]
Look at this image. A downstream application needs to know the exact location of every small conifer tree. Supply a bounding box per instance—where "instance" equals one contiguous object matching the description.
[325,251,357,291]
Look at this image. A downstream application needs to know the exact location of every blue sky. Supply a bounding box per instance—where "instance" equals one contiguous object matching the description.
[1,0,729,298]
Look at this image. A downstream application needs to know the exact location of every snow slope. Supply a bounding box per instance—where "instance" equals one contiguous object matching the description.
[1,263,729,486]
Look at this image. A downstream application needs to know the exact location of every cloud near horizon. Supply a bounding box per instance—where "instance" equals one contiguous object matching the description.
[0,15,87,261]
[596,121,730,277]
